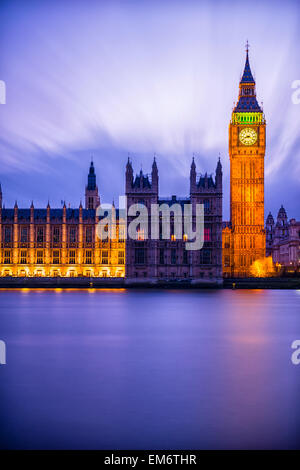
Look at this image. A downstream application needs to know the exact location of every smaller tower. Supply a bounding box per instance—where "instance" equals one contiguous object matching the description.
[30,201,34,218]
[276,205,288,227]
[215,157,222,190]
[0,183,2,208]
[46,200,51,226]
[125,157,133,193]
[266,212,274,232]
[275,205,288,241]
[125,160,158,280]
[266,212,274,256]
[85,160,100,210]
[151,156,158,193]
[190,157,196,194]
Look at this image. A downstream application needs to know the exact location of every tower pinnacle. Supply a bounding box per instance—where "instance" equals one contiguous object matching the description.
[85,160,100,209]
[233,43,262,114]
[240,44,255,84]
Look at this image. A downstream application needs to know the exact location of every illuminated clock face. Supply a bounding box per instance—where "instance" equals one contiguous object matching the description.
[239,127,257,146]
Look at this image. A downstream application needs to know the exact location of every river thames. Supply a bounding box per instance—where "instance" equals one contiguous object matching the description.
[0,288,300,449]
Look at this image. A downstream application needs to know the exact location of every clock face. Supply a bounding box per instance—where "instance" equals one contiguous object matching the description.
[239,127,257,146]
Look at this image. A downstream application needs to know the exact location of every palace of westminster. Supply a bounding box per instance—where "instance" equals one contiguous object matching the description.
[0,49,299,281]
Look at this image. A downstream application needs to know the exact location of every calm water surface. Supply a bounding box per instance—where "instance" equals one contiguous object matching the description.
[0,288,300,449]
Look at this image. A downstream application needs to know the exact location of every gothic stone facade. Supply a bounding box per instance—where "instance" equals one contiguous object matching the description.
[0,158,222,282]
[266,206,300,269]
[0,163,125,278]
[125,158,223,283]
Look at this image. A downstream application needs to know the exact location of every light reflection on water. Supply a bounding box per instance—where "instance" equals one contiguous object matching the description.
[0,289,299,449]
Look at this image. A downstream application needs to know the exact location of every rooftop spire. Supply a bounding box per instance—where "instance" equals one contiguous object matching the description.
[240,41,255,84]
[191,156,196,169]
[126,155,133,172]
[89,160,95,173]
[152,154,158,171]
[87,160,96,190]
[233,43,262,113]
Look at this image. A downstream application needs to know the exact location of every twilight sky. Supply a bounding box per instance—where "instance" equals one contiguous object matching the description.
[0,0,299,220]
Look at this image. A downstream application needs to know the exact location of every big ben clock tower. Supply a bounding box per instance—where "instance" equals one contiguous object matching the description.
[223,44,266,277]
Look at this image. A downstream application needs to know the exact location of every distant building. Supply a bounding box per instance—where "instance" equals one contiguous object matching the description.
[266,206,300,269]
[125,157,223,283]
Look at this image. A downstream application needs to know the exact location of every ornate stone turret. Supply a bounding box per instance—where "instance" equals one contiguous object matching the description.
[276,205,288,227]
[126,161,157,208]
[190,158,222,195]
[274,205,288,243]
[266,212,274,229]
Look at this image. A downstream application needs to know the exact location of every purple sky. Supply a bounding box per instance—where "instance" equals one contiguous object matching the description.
[0,0,299,220]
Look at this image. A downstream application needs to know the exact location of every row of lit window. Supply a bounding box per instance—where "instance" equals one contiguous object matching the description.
[2,249,125,265]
